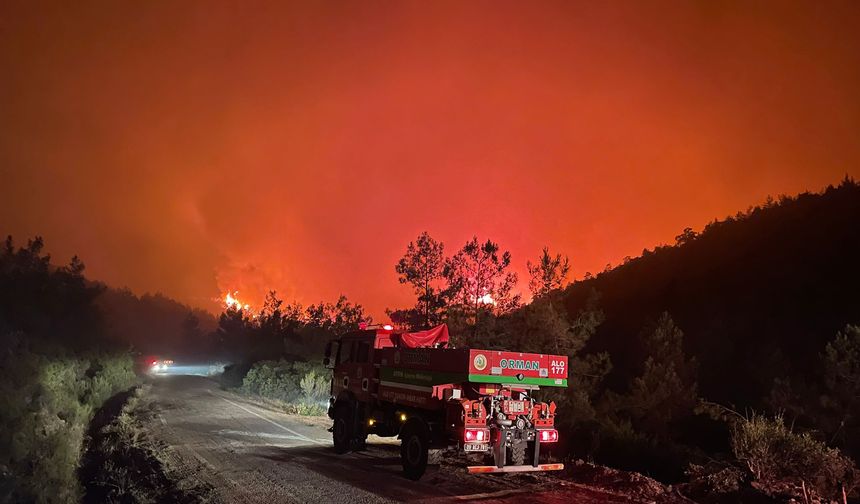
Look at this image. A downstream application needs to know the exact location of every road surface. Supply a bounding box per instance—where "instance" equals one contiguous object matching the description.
[147,375,679,503]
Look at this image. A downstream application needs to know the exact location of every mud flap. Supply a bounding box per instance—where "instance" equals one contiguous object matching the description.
[493,431,506,468]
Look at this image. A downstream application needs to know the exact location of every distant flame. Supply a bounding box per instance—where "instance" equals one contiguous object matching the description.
[224,291,251,312]
[479,293,495,305]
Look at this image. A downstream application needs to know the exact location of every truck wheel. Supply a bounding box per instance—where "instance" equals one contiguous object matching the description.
[332,404,352,454]
[400,423,429,480]
[510,440,527,466]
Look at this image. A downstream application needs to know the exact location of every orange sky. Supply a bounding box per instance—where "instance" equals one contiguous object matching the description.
[1,1,859,318]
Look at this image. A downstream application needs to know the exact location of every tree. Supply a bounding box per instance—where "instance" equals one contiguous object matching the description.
[395,232,446,327]
[567,289,606,355]
[674,227,698,246]
[0,235,104,350]
[305,294,369,335]
[821,325,860,451]
[527,247,571,298]
[62,255,86,277]
[252,291,299,357]
[555,291,609,421]
[215,306,251,359]
[624,312,698,439]
[257,290,286,336]
[443,237,520,336]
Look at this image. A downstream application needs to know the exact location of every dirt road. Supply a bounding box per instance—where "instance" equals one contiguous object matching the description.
[147,375,683,503]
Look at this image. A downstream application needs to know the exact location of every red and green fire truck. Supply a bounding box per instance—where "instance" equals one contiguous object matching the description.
[323,324,568,480]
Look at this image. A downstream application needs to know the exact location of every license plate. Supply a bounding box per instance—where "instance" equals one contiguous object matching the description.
[504,400,526,414]
[464,443,489,452]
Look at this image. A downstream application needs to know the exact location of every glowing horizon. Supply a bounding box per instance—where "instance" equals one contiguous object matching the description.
[2,2,858,319]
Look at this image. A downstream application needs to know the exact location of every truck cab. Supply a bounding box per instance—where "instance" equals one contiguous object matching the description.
[325,326,396,405]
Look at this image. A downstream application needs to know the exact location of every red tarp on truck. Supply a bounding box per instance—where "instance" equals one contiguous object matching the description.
[397,324,449,348]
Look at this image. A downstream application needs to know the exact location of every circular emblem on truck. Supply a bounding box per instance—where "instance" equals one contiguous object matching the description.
[473,353,487,371]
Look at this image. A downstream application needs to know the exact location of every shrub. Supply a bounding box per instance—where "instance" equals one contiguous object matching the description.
[299,370,329,403]
[731,412,857,499]
[0,343,137,504]
[239,360,329,415]
[686,462,746,495]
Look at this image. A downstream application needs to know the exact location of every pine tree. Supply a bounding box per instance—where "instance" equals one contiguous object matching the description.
[394,232,446,327]
[443,236,520,341]
[625,312,698,439]
[527,247,571,298]
[821,325,860,450]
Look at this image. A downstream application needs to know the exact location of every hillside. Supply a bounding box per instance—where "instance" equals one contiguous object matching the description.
[564,178,860,410]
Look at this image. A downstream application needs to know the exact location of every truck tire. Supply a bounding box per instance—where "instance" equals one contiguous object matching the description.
[510,440,527,466]
[400,421,429,480]
[332,404,352,454]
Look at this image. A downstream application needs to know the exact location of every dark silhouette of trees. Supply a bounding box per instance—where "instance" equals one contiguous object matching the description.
[216,305,251,359]
[527,246,571,298]
[390,234,527,336]
[0,235,105,351]
[818,325,860,456]
[443,236,520,340]
[215,292,370,363]
[395,232,446,328]
[564,178,860,410]
[305,294,369,335]
[674,227,698,246]
[550,178,860,477]
[623,313,697,440]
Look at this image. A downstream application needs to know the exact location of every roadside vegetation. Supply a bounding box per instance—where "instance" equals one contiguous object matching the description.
[79,385,213,503]
[686,410,857,501]
[0,346,136,503]
[238,360,329,416]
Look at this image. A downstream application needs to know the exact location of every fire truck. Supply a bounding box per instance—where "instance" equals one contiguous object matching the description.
[323,324,568,480]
